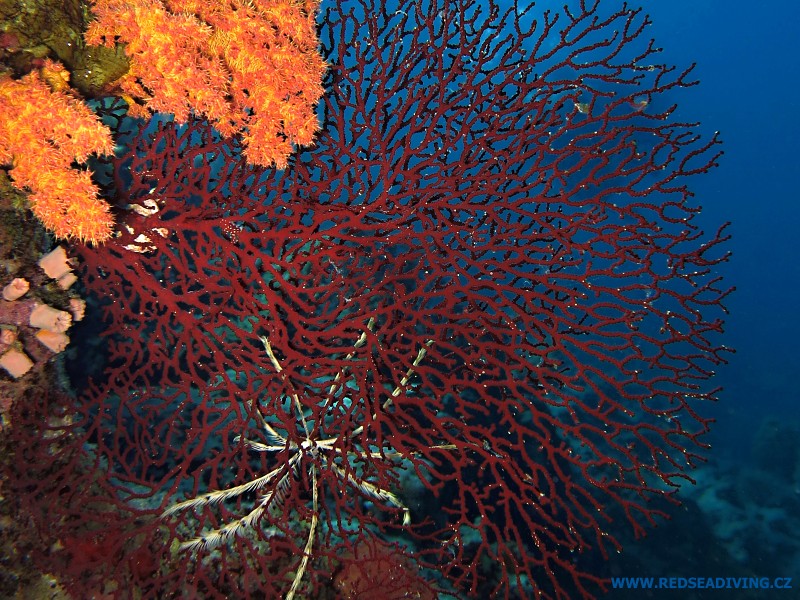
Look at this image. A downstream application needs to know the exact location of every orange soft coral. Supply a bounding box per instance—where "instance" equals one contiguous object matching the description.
[0,61,115,244]
[85,0,326,169]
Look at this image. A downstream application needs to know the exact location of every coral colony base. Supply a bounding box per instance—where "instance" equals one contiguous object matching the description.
[0,1,731,599]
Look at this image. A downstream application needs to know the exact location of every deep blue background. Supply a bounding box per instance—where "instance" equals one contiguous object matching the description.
[598,0,800,594]
[642,0,799,458]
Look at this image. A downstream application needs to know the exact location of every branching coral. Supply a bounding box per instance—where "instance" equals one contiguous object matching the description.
[85,0,327,169]
[0,61,115,244]
[1,1,731,597]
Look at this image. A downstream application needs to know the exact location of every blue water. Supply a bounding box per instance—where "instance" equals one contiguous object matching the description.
[601,0,800,595]
[644,0,799,453]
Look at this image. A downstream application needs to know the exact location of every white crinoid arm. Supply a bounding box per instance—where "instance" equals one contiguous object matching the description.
[178,476,286,552]
[329,462,411,526]
[162,453,301,518]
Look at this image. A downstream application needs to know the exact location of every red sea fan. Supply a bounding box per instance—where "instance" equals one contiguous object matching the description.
[4,1,730,598]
